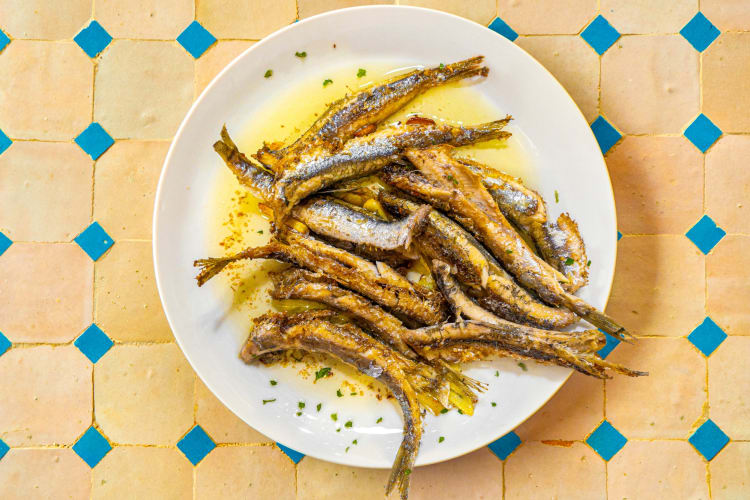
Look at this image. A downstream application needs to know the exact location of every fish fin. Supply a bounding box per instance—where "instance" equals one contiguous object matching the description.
[194,256,237,286]
[385,440,415,500]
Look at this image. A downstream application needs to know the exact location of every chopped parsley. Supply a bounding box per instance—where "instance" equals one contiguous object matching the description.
[491,402,497,407]
[257,230,264,234]
[316,403,322,412]
[438,436,445,443]
[457,409,463,415]
[446,174,459,186]
[269,379,277,386]
[336,389,343,397]
[404,469,412,476]
[587,260,592,267]
[336,428,341,432]
[331,413,338,421]
[439,63,445,69]
[344,420,353,428]
[440,409,448,414]
[554,190,559,203]
[506,249,513,254]
[295,51,307,58]
[495,370,499,377]
[565,257,575,266]
[352,439,358,445]
[262,398,276,404]
[376,417,383,423]
[298,402,305,409]
[345,446,350,452]
[357,68,367,78]
[296,411,302,416]
[323,78,333,87]
[350,392,357,396]
[315,367,331,381]
[518,362,528,371]
[264,69,273,78]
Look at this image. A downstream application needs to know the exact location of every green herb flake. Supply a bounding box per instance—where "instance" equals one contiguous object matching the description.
[457,409,463,415]
[376,417,383,423]
[440,409,448,414]
[554,190,559,203]
[439,63,445,68]
[262,398,276,405]
[295,51,307,58]
[257,230,264,234]
[316,403,322,412]
[352,439,358,445]
[404,469,412,476]
[565,257,575,266]
[518,362,528,371]
[495,370,499,377]
[336,389,343,397]
[269,379,277,386]
[350,392,357,396]
[296,411,302,416]
[336,428,341,432]
[506,249,513,254]
[491,402,497,407]
[345,446,350,452]
[345,420,353,428]
[357,68,367,78]
[264,69,273,78]
[587,260,592,267]
[298,402,305,409]
[331,413,338,421]
[314,367,331,381]
[446,174,459,186]
[438,436,445,443]
[323,78,333,87]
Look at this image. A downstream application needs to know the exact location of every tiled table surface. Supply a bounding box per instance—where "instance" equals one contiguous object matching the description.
[0,0,748,498]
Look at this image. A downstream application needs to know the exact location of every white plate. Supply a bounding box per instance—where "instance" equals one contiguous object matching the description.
[153,6,617,468]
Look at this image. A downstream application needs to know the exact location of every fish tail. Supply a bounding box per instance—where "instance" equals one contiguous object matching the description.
[397,205,431,249]
[440,360,487,393]
[454,117,513,146]
[214,127,270,179]
[194,256,237,286]
[434,56,488,83]
[569,297,635,343]
[385,437,417,500]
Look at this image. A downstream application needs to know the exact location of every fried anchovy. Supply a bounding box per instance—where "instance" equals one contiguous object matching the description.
[294,197,431,252]
[258,56,490,169]
[214,125,274,199]
[194,232,447,325]
[272,118,511,224]
[461,158,588,292]
[378,190,578,330]
[240,312,422,499]
[385,149,632,341]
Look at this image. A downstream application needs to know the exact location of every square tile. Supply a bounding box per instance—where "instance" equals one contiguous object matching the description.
[95,0,194,39]
[702,0,750,31]
[488,17,518,42]
[0,0,91,39]
[709,337,750,439]
[706,136,750,233]
[586,420,627,461]
[498,0,596,35]
[581,15,620,55]
[75,123,115,160]
[710,442,750,500]
[198,447,296,499]
[276,442,304,464]
[686,215,725,254]
[684,114,722,153]
[590,116,622,154]
[177,21,217,59]
[601,0,697,33]
[680,12,720,52]
[703,33,750,133]
[707,236,750,335]
[74,324,113,363]
[0,449,91,499]
[177,425,216,465]
[74,222,114,261]
[74,21,112,58]
[687,317,727,356]
[689,419,730,461]
[487,431,521,460]
[197,0,296,39]
[73,427,112,468]
[399,0,496,25]
[409,448,502,498]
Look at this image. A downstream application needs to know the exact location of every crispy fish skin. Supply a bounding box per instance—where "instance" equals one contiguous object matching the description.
[272,119,511,223]
[532,214,589,293]
[241,312,421,499]
[194,232,448,325]
[378,190,578,330]
[294,197,431,252]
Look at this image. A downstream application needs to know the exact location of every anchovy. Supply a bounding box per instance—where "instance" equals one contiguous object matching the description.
[532,214,589,293]
[240,312,423,499]
[214,125,274,199]
[378,190,578,330]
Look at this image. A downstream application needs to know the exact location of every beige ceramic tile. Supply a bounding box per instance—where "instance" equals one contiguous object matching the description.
[95,240,172,342]
[505,442,604,500]
[516,36,599,121]
[606,337,704,439]
[409,448,502,499]
[608,441,709,499]
[0,142,92,242]
[711,442,750,500]
[94,141,167,240]
[95,344,193,445]
[197,0,296,39]
[0,243,93,343]
[606,235,705,336]
[707,236,750,335]
[0,449,91,499]
[515,372,603,441]
[498,0,597,34]
[600,0,698,33]
[95,41,193,140]
[298,0,393,19]
[0,41,92,140]
[709,337,750,440]
[706,136,750,234]
[0,0,91,39]
[702,0,750,31]
[96,0,194,39]
[195,41,254,95]
[93,446,193,500]
[196,379,272,443]
[196,446,296,500]
[607,136,703,235]
[703,33,750,133]
[297,456,390,500]
[0,346,91,446]
[400,0,496,25]
[601,35,698,134]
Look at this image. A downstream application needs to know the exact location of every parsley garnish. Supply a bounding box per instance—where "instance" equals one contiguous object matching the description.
[345,446,350,452]
[376,417,383,423]
[565,257,575,266]
[295,51,307,58]
[331,413,338,421]
[518,362,528,371]
[336,389,343,397]
[257,230,264,234]
[446,174,459,186]
[440,409,448,414]
[352,439,358,445]
[554,190,559,203]
[495,370,499,377]
[439,63,445,69]
[262,398,276,404]
[506,249,513,254]
[405,469,412,476]
[314,367,331,381]
[357,68,366,78]
[316,403,322,412]
[269,380,277,386]
[458,409,463,414]
[298,402,305,409]
[345,420,353,428]
[491,402,497,407]
[323,79,333,87]
[350,392,357,396]
[296,411,302,416]
[438,436,445,443]
[264,69,272,78]
[587,260,592,267]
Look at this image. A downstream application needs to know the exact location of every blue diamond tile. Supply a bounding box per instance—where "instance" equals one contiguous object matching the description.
[488,17,518,42]
[0,438,8,461]
[581,15,620,55]
[0,231,12,257]
[684,114,722,153]
[680,12,720,52]
[686,215,725,254]
[177,425,216,465]
[74,21,112,58]
[488,431,521,460]
[591,116,622,154]
[0,330,10,357]
[74,222,114,261]
[597,331,620,359]
[177,21,217,59]
[74,324,113,363]
[690,419,730,461]
[277,442,305,464]
[75,122,114,160]
[0,128,11,156]
[73,427,112,467]
[586,420,627,461]
[617,230,622,241]
[688,317,727,357]
[0,29,9,53]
